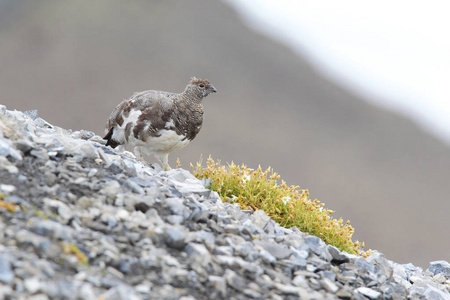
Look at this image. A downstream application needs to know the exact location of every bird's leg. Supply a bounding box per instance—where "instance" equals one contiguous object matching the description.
[156,153,171,171]
[133,147,146,162]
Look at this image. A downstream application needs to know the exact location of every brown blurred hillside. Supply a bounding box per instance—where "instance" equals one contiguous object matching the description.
[1,0,449,268]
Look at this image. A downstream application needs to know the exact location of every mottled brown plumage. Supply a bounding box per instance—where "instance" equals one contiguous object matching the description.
[104,77,217,170]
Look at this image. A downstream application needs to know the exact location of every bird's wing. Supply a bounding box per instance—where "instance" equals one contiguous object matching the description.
[105,90,177,133]
[132,93,179,140]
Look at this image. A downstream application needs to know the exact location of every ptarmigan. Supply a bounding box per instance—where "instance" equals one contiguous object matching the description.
[104,77,217,170]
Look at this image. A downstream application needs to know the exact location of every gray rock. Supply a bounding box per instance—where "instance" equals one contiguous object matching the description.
[27,294,50,300]
[165,228,186,250]
[87,168,98,177]
[100,213,118,227]
[127,176,157,188]
[28,218,74,241]
[0,254,14,284]
[216,214,232,225]
[224,269,246,292]
[14,139,35,153]
[291,246,309,260]
[264,219,277,235]
[134,282,152,294]
[328,245,350,263]
[283,234,304,249]
[24,109,39,120]
[209,275,227,298]
[102,284,141,300]
[428,260,450,278]
[259,249,276,264]
[423,285,450,300]
[234,241,253,257]
[123,178,145,194]
[320,270,337,281]
[121,158,138,177]
[0,184,16,194]
[34,117,53,128]
[77,283,97,299]
[274,282,301,295]
[304,235,325,256]
[321,277,339,293]
[254,240,292,260]
[223,224,239,234]
[43,198,73,220]
[216,255,263,276]
[71,129,95,140]
[212,246,232,258]
[166,215,184,225]
[106,161,123,175]
[30,149,49,160]
[185,243,211,266]
[134,201,150,213]
[251,209,270,229]
[45,138,65,154]
[243,288,262,298]
[0,156,19,173]
[193,230,215,250]
[356,287,382,299]
[336,286,354,299]
[0,284,13,299]
[355,256,377,274]
[24,277,42,294]
[165,197,186,215]
[0,139,22,160]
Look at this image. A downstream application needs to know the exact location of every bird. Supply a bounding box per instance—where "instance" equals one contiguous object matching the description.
[103,77,217,170]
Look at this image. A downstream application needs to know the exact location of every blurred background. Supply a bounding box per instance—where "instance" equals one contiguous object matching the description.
[1,0,449,268]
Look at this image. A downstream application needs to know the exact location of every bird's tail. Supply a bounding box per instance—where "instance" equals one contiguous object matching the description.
[103,128,121,148]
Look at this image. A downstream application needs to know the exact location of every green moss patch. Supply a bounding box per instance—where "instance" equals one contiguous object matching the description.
[193,157,367,256]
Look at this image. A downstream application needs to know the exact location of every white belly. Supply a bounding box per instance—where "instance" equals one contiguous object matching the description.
[128,129,190,155]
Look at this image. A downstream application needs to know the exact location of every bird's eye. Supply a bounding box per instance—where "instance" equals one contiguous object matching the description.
[199,84,205,88]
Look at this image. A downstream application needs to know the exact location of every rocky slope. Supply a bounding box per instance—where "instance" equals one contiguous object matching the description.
[0,107,450,299]
[2,1,450,267]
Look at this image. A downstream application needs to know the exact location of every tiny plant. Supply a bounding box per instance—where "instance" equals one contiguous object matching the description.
[0,199,18,212]
[192,156,367,255]
[62,242,89,266]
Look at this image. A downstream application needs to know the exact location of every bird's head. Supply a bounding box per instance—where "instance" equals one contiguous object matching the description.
[185,77,217,99]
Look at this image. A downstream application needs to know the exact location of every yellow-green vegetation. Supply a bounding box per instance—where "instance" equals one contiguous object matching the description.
[192,157,367,256]
[33,209,58,220]
[0,193,21,212]
[0,198,18,212]
[62,242,89,266]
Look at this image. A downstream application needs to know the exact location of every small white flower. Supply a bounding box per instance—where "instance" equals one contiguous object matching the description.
[231,195,238,200]
[282,196,291,205]
[242,175,251,184]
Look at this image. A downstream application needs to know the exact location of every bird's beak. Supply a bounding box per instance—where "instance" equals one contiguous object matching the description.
[210,85,217,93]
